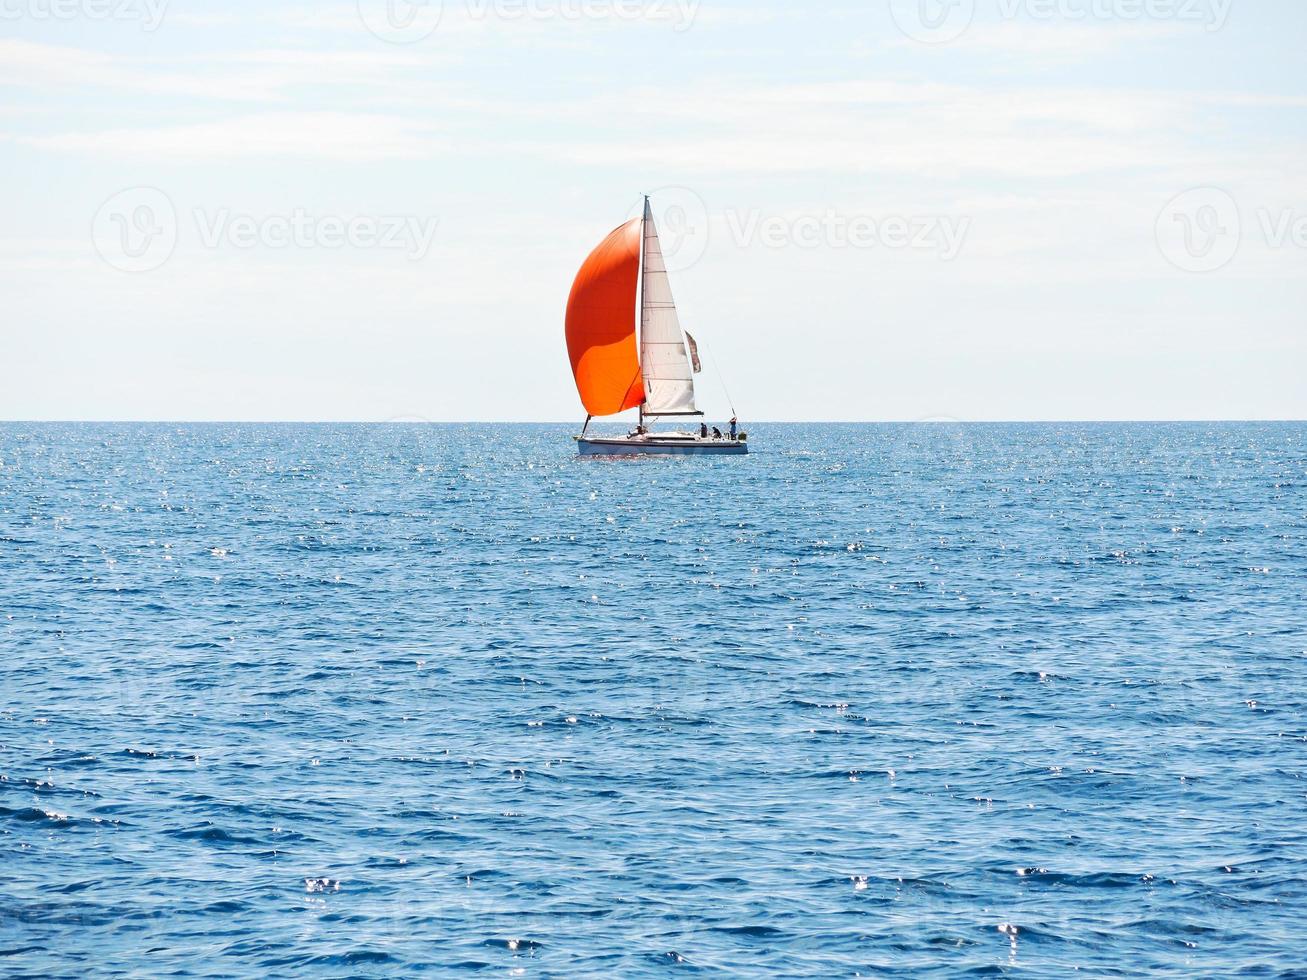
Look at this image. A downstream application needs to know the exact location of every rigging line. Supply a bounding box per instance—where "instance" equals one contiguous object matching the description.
[700,337,738,418]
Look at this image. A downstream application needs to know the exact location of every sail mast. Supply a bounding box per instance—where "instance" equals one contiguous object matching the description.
[638,195,648,431]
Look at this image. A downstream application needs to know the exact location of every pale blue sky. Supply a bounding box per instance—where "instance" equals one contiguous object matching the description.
[2,0,1304,421]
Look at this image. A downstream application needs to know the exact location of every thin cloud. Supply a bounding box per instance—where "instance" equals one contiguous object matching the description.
[25,111,442,160]
[0,39,447,104]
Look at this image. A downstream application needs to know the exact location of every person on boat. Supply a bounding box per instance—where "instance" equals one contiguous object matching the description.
[729,417,738,440]
[712,426,723,439]
[700,422,708,439]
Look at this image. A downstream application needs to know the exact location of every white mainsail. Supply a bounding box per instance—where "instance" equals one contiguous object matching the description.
[640,199,698,416]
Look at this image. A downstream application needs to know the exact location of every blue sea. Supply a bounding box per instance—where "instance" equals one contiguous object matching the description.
[2,422,1304,977]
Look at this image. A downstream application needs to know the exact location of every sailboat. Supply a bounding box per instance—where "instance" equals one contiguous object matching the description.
[566,197,748,456]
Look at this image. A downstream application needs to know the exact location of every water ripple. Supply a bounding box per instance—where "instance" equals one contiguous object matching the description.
[1,422,1305,976]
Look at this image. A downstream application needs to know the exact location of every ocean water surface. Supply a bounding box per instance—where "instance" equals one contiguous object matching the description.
[2,422,1305,976]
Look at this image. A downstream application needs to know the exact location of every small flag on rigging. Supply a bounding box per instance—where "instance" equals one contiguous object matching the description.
[684,331,702,373]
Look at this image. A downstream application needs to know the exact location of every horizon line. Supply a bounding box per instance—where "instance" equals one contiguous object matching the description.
[3,418,1305,426]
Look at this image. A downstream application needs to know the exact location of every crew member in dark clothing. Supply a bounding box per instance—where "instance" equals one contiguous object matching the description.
[700,422,708,439]
[712,426,723,439]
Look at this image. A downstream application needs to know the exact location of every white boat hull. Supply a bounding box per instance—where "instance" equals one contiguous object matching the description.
[577,435,747,457]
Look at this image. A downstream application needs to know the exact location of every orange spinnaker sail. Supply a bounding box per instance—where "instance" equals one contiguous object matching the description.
[565,218,644,417]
